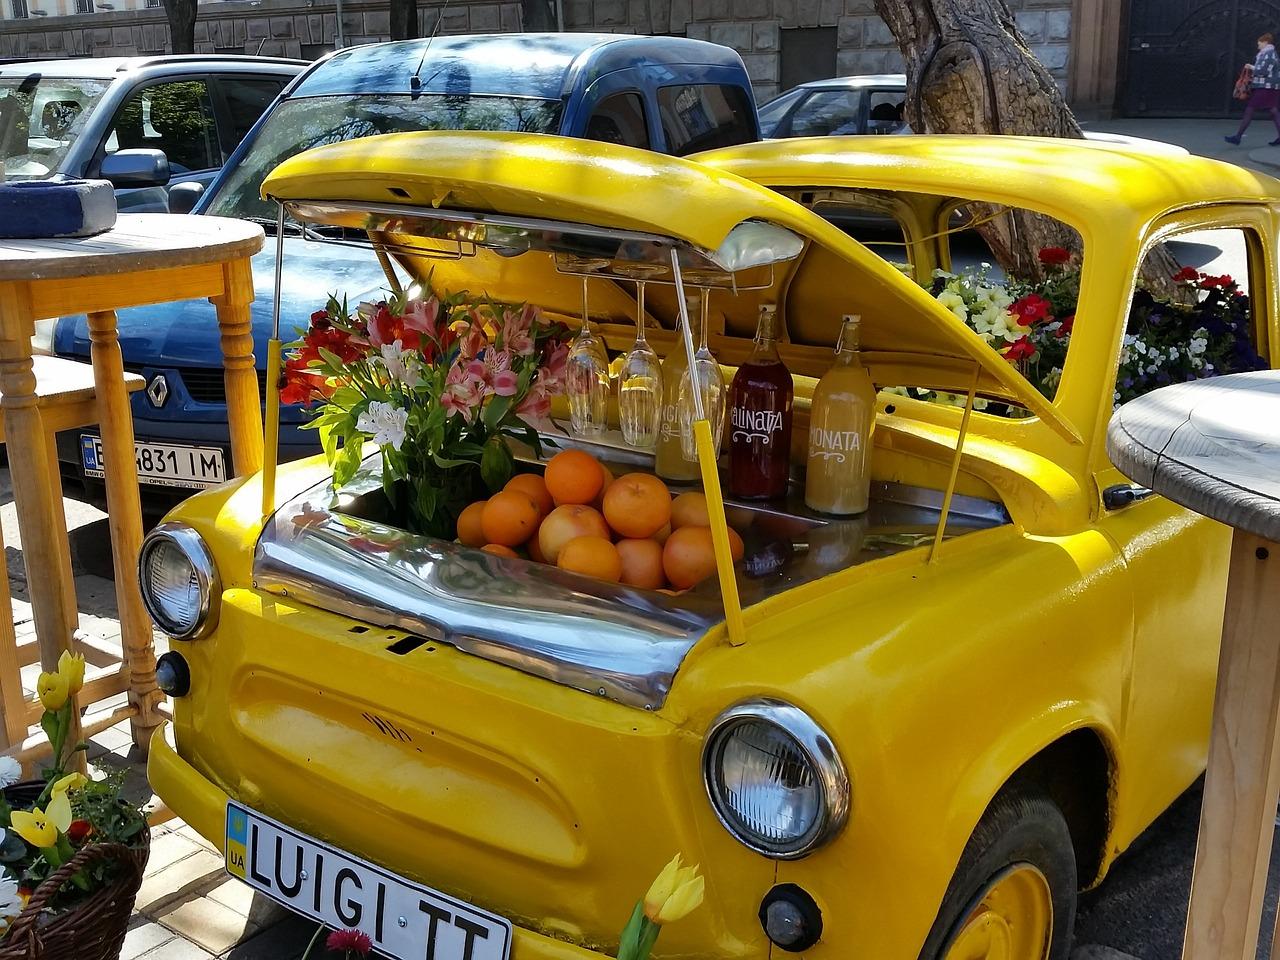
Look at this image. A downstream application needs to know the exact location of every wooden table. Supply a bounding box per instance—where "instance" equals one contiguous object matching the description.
[0,214,264,754]
[1108,369,1280,960]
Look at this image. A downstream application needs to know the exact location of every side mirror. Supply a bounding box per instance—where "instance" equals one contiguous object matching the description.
[167,181,205,215]
[100,148,171,188]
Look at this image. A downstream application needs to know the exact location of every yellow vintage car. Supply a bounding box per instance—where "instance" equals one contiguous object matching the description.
[142,132,1279,960]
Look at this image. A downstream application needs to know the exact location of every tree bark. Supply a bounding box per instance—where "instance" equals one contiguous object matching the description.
[873,0,1180,293]
[162,0,196,54]
[390,0,419,40]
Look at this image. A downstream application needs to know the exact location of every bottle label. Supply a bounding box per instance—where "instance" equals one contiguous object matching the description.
[659,402,680,441]
[731,406,783,445]
[809,425,862,463]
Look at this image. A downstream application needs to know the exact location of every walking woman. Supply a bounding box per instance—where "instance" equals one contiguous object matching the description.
[1226,33,1280,145]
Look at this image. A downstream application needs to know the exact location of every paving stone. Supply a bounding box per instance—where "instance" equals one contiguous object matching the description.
[206,878,258,917]
[135,849,226,914]
[221,909,317,960]
[121,919,177,960]
[156,896,258,955]
[144,830,202,877]
[137,938,214,960]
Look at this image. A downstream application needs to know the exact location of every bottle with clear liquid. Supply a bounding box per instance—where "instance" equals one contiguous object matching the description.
[729,305,793,499]
[805,315,877,514]
[655,294,701,482]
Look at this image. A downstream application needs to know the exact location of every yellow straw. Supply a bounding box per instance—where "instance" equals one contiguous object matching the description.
[695,419,747,646]
[261,337,282,519]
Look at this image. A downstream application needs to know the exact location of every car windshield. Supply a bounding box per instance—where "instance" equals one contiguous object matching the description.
[204,93,564,223]
[756,88,804,137]
[0,75,111,179]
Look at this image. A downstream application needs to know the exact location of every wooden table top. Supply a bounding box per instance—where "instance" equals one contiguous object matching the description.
[1107,370,1280,541]
[0,214,264,282]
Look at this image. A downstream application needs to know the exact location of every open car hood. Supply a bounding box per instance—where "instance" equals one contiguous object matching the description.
[261,131,1080,444]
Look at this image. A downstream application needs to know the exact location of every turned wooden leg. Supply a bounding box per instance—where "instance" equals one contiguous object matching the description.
[1183,531,1280,960]
[0,519,29,752]
[0,282,83,763]
[85,310,163,754]
[211,257,263,477]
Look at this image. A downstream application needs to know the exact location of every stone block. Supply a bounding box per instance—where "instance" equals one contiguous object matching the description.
[836,14,861,46]
[269,17,293,38]
[684,20,710,39]
[308,14,323,40]
[595,0,627,25]
[91,26,110,44]
[819,0,839,26]
[754,82,779,100]
[1015,9,1046,41]
[22,32,46,52]
[440,7,469,31]
[471,3,500,30]
[1035,41,1068,72]
[233,19,246,46]
[563,0,591,26]
[362,9,389,34]
[644,0,670,31]
[734,0,770,17]
[321,13,335,42]
[837,47,888,74]
[340,11,362,35]
[844,0,874,11]
[864,15,894,47]
[753,20,778,50]
[120,919,176,960]
[710,20,751,51]
[668,0,689,31]
[291,16,309,42]
[796,0,820,26]
[193,20,208,41]
[284,37,303,55]
[112,25,130,45]
[500,3,521,30]
[246,17,270,39]
[153,896,256,955]
[1046,8,1070,40]
[248,38,285,55]
[742,51,778,83]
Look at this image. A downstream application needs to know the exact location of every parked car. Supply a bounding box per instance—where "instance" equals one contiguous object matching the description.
[45,33,759,509]
[0,54,304,212]
[144,132,1276,959]
[758,74,908,138]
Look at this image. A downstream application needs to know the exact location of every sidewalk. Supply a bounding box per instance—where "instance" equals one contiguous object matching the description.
[1081,116,1280,175]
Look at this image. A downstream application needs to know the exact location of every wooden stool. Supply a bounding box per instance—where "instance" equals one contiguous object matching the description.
[0,356,144,759]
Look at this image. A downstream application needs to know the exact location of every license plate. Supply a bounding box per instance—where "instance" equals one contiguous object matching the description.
[80,435,225,489]
[225,802,511,960]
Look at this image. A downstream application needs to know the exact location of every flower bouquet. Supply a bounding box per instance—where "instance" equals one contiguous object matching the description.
[280,289,571,537]
[0,653,149,960]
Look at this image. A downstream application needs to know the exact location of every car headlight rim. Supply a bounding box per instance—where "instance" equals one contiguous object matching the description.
[702,698,849,860]
[137,522,219,640]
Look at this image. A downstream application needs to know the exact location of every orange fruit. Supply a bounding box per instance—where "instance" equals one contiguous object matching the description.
[617,538,666,590]
[538,504,612,564]
[654,522,672,545]
[545,449,605,505]
[663,525,742,589]
[505,473,553,517]
[726,526,745,561]
[481,543,519,558]
[592,462,615,510]
[481,490,540,547]
[670,492,710,529]
[603,473,672,539]
[528,536,547,564]
[557,536,623,582]
[457,500,488,547]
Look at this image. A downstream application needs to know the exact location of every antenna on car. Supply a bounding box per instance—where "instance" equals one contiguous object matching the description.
[409,0,452,95]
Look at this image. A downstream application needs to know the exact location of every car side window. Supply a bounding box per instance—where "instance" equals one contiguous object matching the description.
[585,92,650,149]
[656,84,754,156]
[867,90,906,135]
[216,76,284,153]
[788,89,863,138]
[105,78,219,174]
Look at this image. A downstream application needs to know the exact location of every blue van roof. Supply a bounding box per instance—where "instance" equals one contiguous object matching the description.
[291,33,747,99]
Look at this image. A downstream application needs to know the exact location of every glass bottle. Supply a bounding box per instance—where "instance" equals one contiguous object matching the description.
[655,291,702,482]
[566,278,609,437]
[805,314,877,515]
[617,281,663,448]
[729,305,793,499]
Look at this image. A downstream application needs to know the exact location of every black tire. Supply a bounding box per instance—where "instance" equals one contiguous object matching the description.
[918,789,1077,960]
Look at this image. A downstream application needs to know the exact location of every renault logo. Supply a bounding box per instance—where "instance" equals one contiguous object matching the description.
[146,374,169,408]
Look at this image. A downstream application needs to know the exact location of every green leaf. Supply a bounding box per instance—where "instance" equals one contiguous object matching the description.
[333,437,365,488]
[483,394,513,432]
[480,436,513,493]
[617,901,646,960]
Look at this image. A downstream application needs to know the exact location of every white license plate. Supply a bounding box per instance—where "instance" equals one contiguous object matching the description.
[80,435,225,489]
[225,802,511,960]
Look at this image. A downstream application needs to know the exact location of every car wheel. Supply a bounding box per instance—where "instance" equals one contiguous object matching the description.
[919,790,1077,960]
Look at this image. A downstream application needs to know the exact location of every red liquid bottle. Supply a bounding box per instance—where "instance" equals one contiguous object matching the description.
[729,305,793,499]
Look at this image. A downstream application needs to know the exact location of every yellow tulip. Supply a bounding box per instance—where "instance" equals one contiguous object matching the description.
[642,854,704,925]
[35,672,69,711]
[46,793,72,833]
[51,772,87,797]
[57,651,85,696]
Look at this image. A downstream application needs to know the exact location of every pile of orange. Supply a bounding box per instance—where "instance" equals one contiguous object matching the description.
[456,448,743,590]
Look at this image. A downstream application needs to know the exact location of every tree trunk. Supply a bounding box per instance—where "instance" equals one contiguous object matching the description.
[390,0,419,40]
[162,0,196,54]
[873,0,1180,293]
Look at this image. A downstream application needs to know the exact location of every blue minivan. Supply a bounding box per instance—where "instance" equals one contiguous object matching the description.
[46,33,760,506]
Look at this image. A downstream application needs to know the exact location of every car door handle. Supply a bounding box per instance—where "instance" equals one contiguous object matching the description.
[1103,483,1156,510]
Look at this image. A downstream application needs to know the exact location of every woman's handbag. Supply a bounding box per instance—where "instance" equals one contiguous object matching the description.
[1235,66,1253,100]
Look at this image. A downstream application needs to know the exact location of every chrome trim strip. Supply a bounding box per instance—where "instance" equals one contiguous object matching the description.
[702,698,850,859]
[253,472,724,710]
[138,522,220,640]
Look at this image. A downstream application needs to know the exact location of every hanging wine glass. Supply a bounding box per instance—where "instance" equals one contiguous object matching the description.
[616,278,664,448]
[566,276,609,437]
[678,287,726,462]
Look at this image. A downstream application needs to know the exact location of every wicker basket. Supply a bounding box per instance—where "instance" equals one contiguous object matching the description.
[0,832,150,960]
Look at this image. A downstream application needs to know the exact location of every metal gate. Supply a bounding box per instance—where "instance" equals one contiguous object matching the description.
[1124,0,1280,116]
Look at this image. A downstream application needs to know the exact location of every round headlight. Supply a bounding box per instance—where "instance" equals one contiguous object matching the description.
[703,699,849,859]
[138,523,219,639]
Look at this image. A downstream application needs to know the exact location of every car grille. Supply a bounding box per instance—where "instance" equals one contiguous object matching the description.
[124,364,268,405]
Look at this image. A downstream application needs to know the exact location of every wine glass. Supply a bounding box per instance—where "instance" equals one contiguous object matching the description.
[679,287,726,462]
[617,279,664,448]
[566,277,609,437]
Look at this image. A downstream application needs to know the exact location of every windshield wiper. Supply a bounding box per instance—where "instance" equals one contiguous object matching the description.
[246,216,327,240]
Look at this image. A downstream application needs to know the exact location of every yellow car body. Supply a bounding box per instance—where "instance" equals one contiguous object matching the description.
[147,133,1280,959]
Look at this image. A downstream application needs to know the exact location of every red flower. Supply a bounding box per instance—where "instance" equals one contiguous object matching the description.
[326,929,373,956]
[1056,314,1074,338]
[67,820,93,843]
[300,325,361,365]
[1172,266,1200,283]
[1038,246,1070,266]
[310,309,331,326]
[367,304,423,352]
[1197,274,1233,290]
[1009,294,1053,327]
[1004,336,1036,362]
[279,357,328,406]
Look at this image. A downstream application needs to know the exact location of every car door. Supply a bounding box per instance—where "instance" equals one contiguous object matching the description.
[782,87,865,137]
[210,74,289,163]
[96,75,221,213]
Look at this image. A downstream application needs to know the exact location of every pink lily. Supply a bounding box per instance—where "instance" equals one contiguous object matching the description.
[501,305,537,357]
